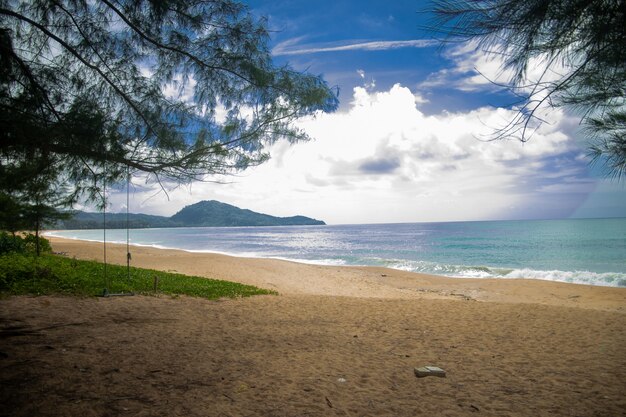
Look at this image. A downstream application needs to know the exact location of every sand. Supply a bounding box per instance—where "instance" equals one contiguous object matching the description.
[1,237,625,416]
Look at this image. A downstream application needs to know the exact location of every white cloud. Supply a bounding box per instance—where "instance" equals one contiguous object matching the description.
[162,74,197,103]
[419,41,579,148]
[355,69,376,91]
[106,84,592,224]
[422,41,570,96]
[418,42,510,92]
[273,39,437,56]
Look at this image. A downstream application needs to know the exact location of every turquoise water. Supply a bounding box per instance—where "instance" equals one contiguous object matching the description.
[47,218,626,287]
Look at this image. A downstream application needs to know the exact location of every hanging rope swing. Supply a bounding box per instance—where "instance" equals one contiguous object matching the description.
[101,162,134,297]
[126,164,132,281]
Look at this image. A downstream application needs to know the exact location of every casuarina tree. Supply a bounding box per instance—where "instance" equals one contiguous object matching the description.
[0,0,338,208]
[427,0,626,178]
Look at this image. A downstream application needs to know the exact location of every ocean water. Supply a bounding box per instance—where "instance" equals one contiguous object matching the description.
[47,218,626,287]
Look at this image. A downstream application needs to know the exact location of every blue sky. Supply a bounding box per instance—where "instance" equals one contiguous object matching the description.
[107,0,625,224]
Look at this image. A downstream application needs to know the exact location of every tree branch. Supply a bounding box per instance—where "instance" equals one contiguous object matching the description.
[100,0,257,87]
[0,7,159,138]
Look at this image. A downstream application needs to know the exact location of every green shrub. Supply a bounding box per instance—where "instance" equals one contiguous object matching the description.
[0,233,25,254]
[0,232,51,255]
[23,233,52,254]
[0,253,32,290]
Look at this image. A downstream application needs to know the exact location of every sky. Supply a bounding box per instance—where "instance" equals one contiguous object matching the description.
[106,0,625,225]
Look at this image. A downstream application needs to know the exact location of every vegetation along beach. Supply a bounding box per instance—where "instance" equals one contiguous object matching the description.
[1,0,625,416]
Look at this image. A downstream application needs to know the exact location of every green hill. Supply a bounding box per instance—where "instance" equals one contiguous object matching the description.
[170,200,325,227]
[55,200,325,229]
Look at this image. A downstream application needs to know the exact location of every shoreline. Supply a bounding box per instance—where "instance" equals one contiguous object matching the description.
[44,230,626,288]
[47,236,626,312]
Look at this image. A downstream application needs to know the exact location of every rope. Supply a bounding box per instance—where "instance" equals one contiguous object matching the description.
[126,164,131,280]
[100,162,134,297]
[103,166,109,295]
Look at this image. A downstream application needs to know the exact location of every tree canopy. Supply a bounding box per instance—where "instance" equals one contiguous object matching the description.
[0,0,338,210]
[427,0,626,178]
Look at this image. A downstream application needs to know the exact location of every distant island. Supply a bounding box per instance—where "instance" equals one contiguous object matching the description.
[54,200,325,229]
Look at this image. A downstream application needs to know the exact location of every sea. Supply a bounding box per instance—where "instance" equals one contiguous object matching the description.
[46,218,626,288]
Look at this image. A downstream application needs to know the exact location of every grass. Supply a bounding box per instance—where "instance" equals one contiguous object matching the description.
[0,252,276,299]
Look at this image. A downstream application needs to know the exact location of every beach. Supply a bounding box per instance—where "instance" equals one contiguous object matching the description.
[1,237,626,416]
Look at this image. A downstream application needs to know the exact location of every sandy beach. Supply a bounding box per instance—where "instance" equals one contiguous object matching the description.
[1,237,625,416]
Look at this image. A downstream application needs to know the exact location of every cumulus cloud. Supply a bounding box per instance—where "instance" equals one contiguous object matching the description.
[107,84,593,224]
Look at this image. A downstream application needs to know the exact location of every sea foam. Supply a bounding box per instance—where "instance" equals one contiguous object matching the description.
[382,259,626,287]
[504,268,626,287]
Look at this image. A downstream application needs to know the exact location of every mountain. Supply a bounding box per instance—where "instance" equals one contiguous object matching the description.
[55,200,325,229]
[170,200,325,227]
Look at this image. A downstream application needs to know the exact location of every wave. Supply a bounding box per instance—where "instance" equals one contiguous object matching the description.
[44,231,114,244]
[268,257,348,266]
[503,268,626,288]
[349,258,625,288]
[354,258,510,279]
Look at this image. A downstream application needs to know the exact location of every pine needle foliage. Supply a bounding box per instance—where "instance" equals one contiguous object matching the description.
[0,0,339,204]
[427,0,626,178]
